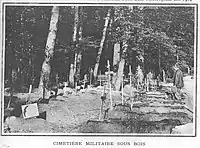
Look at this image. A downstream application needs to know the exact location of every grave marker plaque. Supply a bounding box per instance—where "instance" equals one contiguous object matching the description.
[21,103,39,119]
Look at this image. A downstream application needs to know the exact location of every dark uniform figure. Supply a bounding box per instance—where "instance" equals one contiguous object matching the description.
[172,63,184,100]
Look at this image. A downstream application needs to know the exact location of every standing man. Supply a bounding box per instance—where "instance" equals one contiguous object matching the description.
[172,63,184,100]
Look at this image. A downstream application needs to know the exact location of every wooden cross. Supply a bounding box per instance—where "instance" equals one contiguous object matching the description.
[107,60,113,111]
[75,81,78,92]
[28,85,32,95]
[90,68,93,86]
[27,85,32,103]
[187,67,190,75]
[83,74,87,89]
[145,78,149,92]
[163,69,166,83]
[153,79,157,91]
[129,65,133,110]
[129,65,133,92]
[121,74,124,105]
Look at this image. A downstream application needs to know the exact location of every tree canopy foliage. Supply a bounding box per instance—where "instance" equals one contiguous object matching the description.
[4,5,195,89]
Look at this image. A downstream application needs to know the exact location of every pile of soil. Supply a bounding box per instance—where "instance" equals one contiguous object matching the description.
[4,93,102,133]
[75,96,192,134]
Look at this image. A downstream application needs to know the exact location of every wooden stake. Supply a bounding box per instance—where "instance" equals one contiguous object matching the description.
[187,67,190,75]
[75,82,77,91]
[83,80,86,89]
[28,85,32,94]
[109,79,112,110]
[83,74,87,89]
[27,85,32,103]
[107,60,113,111]
[64,82,67,87]
[90,68,92,86]
[163,69,166,83]
[63,82,68,96]
[99,100,103,120]
[43,83,45,99]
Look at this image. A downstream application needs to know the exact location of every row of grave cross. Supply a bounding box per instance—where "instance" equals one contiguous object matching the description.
[16,60,161,121]
[98,60,161,121]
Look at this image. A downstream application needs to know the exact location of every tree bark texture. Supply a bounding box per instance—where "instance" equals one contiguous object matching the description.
[38,6,59,92]
[158,46,161,75]
[69,6,79,87]
[115,41,128,91]
[93,9,111,80]
[113,43,121,66]
[75,7,83,85]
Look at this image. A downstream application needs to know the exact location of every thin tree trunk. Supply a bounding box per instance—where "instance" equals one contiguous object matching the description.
[28,57,32,85]
[76,26,83,83]
[75,7,83,86]
[115,41,128,91]
[158,46,161,75]
[69,6,79,87]
[38,6,59,92]
[93,8,111,80]
[7,69,16,109]
[113,43,120,66]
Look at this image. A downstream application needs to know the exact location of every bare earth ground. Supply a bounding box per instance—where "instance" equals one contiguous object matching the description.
[182,76,194,111]
[3,77,194,134]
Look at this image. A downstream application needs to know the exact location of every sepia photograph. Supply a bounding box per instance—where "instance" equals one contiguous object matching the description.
[1,3,197,136]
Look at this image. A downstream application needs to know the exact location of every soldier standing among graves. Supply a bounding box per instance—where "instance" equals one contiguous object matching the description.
[147,70,154,82]
[136,65,144,89]
[172,63,184,100]
[146,70,154,91]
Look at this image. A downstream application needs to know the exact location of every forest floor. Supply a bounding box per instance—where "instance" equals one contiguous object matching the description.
[3,76,194,134]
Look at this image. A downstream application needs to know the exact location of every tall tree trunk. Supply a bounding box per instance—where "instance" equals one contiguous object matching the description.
[69,6,79,87]
[28,57,32,85]
[75,26,83,84]
[75,7,83,85]
[115,41,128,91]
[7,68,17,109]
[31,56,35,85]
[158,45,161,75]
[113,43,120,66]
[38,6,59,92]
[93,8,111,80]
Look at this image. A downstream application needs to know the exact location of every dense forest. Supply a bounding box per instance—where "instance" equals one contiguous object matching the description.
[4,5,195,92]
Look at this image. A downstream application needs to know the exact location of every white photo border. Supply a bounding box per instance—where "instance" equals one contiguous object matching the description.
[0,1,198,137]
